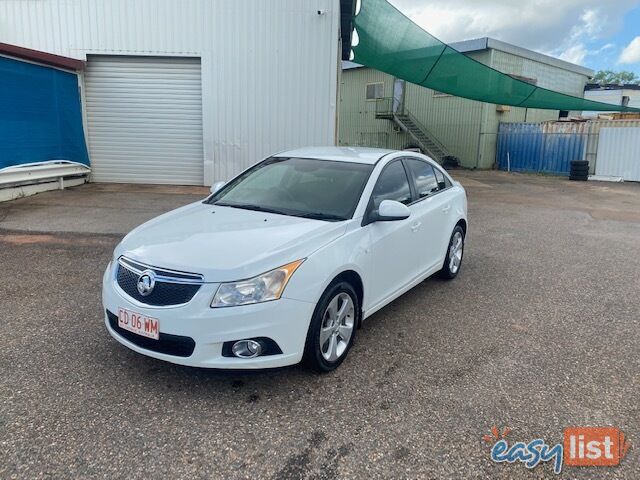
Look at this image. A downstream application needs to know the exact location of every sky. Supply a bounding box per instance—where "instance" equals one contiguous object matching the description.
[390,0,640,75]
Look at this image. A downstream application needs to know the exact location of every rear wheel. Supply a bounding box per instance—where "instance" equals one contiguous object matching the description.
[303,282,358,372]
[439,226,465,279]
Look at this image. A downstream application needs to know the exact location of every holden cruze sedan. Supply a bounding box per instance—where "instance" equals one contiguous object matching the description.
[103,147,467,372]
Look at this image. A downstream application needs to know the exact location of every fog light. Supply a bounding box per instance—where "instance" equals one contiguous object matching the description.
[231,340,263,359]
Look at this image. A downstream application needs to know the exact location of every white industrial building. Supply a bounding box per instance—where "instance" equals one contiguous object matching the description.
[583,84,640,118]
[0,0,355,186]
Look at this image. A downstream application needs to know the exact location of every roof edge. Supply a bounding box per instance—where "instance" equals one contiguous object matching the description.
[0,42,85,71]
[486,38,594,77]
[585,83,640,91]
[451,37,593,77]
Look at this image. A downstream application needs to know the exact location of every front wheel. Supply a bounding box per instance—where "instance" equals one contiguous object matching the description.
[439,226,465,280]
[303,282,359,372]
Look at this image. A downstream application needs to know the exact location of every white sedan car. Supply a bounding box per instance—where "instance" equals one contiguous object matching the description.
[103,147,467,372]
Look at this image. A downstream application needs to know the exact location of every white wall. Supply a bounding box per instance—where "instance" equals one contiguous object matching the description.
[584,89,640,118]
[596,127,640,181]
[0,0,341,184]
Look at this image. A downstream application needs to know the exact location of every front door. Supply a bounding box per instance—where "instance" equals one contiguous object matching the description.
[393,78,405,114]
[364,160,417,310]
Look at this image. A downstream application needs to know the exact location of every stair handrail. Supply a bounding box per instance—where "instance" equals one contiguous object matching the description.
[375,97,394,116]
[394,108,450,157]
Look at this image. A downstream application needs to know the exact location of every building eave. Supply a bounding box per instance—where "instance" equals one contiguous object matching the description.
[450,37,594,78]
[0,42,85,71]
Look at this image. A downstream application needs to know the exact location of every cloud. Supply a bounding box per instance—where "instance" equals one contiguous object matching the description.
[556,43,615,66]
[389,0,636,64]
[577,9,603,39]
[558,44,588,65]
[619,36,640,64]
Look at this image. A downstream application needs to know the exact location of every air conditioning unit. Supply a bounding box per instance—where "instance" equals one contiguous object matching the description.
[496,105,511,113]
[392,124,402,133]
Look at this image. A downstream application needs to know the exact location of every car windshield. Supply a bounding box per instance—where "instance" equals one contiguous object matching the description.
[205,157,374,221]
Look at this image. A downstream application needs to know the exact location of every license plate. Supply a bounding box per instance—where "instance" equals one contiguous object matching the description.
[118,308,160,340]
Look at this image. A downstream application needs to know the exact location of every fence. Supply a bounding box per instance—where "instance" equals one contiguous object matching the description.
[497,120,640,175]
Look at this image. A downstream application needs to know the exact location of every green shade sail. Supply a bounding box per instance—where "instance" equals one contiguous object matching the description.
[351,0,640,113]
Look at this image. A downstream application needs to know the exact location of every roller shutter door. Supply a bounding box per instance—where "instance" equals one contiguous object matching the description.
[85,56,204,185]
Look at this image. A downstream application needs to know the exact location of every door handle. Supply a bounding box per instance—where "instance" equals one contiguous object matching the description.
[442,205,451,214]
[411,221,422,232]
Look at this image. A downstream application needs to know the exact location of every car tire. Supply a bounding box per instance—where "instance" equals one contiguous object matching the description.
[569,174,589,181]
[570,168,589,176]
[570,160,589,167]
[439,225,465,280]
[303,281,359,372]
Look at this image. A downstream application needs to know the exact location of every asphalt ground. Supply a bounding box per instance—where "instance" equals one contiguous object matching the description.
[0,172,638,479]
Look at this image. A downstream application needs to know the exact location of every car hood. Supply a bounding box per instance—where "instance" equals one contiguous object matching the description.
[115,202,347,282]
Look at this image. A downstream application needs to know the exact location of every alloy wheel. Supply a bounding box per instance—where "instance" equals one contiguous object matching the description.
[449,231,463,274]
[319,292,355,362]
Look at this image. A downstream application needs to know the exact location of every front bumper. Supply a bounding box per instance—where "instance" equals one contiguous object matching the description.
[102,264,315,369]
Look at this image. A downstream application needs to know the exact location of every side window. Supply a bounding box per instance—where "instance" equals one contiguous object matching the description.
[371,161,412,208]
[366,82,384,100]
[406,159,439,199]
[433,167,451,190]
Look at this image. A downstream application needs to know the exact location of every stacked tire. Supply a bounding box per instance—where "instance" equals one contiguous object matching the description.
[570,160,589,181]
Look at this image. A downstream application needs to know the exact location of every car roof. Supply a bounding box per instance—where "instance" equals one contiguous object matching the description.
[275,146,396,165]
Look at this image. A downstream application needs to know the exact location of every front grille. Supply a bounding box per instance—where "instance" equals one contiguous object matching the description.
[107,310,195,357]
[115,257,203,307]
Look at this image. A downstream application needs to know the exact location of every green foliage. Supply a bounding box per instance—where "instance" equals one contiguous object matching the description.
[592,70,640,85]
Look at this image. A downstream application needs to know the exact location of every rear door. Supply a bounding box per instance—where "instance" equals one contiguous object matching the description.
[404,158,455,274]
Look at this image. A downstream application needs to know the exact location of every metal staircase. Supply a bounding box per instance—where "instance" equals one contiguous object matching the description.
[375,98,455,164]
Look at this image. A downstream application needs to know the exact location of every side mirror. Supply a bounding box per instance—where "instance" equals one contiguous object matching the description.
[210,181,225,194]
[373,200,411,222]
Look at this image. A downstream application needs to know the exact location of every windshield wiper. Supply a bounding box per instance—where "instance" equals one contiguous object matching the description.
[214,202,346,221]
[213,202,288,215]
[297,212,347,222]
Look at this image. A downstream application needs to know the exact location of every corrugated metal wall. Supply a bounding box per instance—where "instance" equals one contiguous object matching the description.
[402,56,486,166]
[496,123,585,175]
[85,56,204,185]
[339,51,489,165]
[339,47,590,169]
[596,127,640,181]
[479,49,588,170]
[497,120,640,175]
[582,120,640,170]
[338,67,409,149]
[0,0,341,184]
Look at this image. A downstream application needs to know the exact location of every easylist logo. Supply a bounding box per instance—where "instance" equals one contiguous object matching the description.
[485,425,631,474]
[564,427,630,467]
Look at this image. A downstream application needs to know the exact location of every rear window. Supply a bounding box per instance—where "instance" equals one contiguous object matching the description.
[405,159,439,198]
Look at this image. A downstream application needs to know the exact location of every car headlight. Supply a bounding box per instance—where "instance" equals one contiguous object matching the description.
[211,259,305,308]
